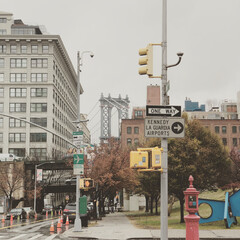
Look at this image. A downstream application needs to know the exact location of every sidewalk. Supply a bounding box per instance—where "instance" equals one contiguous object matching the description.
[63,212,240,240]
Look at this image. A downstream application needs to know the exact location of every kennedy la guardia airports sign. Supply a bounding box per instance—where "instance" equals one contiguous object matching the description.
[144,117,185,138]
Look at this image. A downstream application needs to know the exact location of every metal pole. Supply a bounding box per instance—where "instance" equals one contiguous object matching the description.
[74,51,82,232]
[161,0,168,240]
[34,165,37,213]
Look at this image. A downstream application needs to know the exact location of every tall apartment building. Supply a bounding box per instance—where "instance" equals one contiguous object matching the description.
[0,11,88,160]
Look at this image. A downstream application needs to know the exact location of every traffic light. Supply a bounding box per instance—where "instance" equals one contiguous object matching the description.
[151,147,162,169]
[138,44,153,76]
[130,147,163,171]
[130,151,148,169]
[80,178,94,189]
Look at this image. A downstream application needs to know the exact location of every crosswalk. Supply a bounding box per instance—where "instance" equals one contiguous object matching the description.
[0,233,59,239]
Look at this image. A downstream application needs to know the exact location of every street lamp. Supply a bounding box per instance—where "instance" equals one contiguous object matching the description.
[74,50,94,232]
[34,162,53,213]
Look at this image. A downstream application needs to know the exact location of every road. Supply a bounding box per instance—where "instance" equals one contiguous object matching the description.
[0,216,76,240]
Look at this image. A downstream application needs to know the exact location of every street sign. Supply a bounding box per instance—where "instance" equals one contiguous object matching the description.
[73,131,83,148]
[73,154,84,175]
[146,105,181,117]
[145,117,184,138]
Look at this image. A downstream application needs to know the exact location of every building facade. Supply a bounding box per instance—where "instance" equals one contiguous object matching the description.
[0,12,89,160]
[198,119,240,151]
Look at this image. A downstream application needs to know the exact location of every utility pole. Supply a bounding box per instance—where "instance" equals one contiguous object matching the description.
[74,51,82,232]
[161,1,168,240]
[74,51,94,232]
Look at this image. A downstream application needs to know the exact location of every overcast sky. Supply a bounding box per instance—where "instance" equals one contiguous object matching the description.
[2,0,240,143]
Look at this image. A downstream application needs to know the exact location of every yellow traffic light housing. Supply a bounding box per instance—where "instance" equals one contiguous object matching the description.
[130,147,163,171]
[151,147,162,169]
[138,44,153,76]
[80,178,94,189]
[130,151,148,169]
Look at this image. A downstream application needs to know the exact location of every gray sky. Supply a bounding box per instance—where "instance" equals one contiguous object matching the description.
[2,0,240,143]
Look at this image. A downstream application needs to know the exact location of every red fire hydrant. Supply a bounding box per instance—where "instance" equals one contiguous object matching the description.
[184,175,200,240]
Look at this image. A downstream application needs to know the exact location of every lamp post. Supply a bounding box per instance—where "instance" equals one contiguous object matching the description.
[161,1,183,240]
[74,50,94,232]
[34,162,52,213]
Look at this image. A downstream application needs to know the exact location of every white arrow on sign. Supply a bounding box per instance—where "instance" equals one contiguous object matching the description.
[148,106,180,117]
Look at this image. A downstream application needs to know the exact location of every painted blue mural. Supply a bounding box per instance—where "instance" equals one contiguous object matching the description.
[198,190,240,228]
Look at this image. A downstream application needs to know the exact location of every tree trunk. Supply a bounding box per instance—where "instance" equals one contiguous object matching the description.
[179,196,185,223]
[150,196,153,214]
[155,196,158,215]
[145,195,149,212]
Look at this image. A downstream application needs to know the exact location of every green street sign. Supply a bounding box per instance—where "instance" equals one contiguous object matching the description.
[73,154,84,164]
[73,131,83,136]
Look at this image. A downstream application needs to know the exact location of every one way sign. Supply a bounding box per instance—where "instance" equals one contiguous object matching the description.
[146,105,181,117]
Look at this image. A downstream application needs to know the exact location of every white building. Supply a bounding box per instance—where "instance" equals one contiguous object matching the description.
[0,11,90,160]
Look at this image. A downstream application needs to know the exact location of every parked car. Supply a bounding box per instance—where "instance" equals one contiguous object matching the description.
[41,204,54,215]
[23,207,36,218]
[63,203,88,227]
[65,177,76,185]
[6,208,27,220]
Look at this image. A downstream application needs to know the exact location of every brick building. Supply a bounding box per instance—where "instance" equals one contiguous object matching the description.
[121,85,160,148]
[198,119,240,150]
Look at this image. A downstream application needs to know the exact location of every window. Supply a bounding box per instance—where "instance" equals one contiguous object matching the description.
[0,133,2,142]
[31,58,48,68]
[127,138,132,145]
[31,73,48,82]
[135,110,143,118]
[134,138,139,145]
[134,127,139,134]
[9,118,26,128]
[9,133,26,142]
[0,29,7,35]
[215,126,219,134]
[21,45,27,54]
[0,18,7,23]
[30,133,47,142]
[0,73,4,82]
[30,148,47,161]
[0,59,4,68]
[9,103,26,112]
[232,126,237,134]
[31,45,38,53]
[0,88,3,97]
[0,103,3,112]
[30,118,47,127]
[233,138,237,146]
[0,118,3,128]
[10,45,17,54]
[127,127,132,134]
[222,138,227,146]
[42,45,49,53]
[0,45,6,53]
[31,88,47,97]
[12,28,35,35]
[30,103,47,112]
[9,148,25,157]
[10,73,27,82]
[10,58,27,68]
[10,88,27,97]
[222,126,227,134]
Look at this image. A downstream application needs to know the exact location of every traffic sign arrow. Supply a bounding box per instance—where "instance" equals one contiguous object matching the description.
[146,105,181,117]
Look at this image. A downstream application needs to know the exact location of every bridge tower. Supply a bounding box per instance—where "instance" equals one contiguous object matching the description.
[100,93,130,142]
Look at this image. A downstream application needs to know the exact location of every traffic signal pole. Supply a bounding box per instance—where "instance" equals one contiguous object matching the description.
[161,1,168,240]
[74,51,82,232]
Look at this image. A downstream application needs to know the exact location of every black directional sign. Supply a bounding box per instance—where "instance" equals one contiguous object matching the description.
[146,105,181,117]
